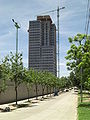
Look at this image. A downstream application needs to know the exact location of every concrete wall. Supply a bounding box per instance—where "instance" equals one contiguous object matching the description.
[0,82,52,104]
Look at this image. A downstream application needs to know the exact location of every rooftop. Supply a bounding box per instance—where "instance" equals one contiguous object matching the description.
[37,15,52,23]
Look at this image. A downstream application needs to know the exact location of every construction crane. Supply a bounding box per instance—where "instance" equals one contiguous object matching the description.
[38,6,65,77]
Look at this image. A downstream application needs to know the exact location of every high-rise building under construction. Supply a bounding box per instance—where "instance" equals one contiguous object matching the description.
[28,15,57,76]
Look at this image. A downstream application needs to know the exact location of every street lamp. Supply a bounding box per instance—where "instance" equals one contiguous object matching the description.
[12,19,20,105]
[12,19,20,54]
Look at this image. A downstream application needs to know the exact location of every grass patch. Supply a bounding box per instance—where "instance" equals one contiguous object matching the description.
[78,92,90,120]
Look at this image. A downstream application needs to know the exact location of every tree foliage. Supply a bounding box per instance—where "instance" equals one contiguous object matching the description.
[0,56,10,93]
[0,50,72,103]
[6,52,24,105]
[66,34,90,89]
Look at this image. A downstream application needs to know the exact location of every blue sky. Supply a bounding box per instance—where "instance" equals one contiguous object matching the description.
[0,0,89,77]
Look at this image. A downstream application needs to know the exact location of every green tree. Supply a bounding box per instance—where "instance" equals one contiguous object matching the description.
[32,70,39,100]
[68,72,78,87]
[8,52,24,105]
[46,72,55,97]
[24,68,33,102]
[39,71,56,98]
[60,77,67,90]
[0,64,6,93]
[66,34,90,102]
[38,71,47,99]
[84,78,90,91]
[0,56,10,94]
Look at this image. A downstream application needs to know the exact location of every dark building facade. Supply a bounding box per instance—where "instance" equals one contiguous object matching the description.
[28,15,57,76]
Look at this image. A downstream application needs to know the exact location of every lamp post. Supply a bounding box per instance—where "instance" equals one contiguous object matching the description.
[12,19,20,105]
[12,19,20,54]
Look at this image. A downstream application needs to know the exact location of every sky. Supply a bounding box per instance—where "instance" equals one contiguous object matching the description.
[0,0,89,77]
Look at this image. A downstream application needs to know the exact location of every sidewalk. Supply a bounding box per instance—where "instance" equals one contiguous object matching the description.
[0,90,78,120]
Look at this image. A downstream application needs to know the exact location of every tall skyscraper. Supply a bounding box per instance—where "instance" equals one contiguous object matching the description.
[28,15,57,76]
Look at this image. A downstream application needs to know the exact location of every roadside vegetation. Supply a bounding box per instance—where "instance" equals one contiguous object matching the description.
[66,34,90,120]
[0,33,89,116]
[78,92,90,120]
[66,34,90,102]
[0,52,72,107]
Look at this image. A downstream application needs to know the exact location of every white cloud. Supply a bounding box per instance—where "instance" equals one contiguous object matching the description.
[0,0,88,77]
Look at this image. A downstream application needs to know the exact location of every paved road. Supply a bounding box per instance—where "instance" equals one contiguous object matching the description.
[0,90,78,120]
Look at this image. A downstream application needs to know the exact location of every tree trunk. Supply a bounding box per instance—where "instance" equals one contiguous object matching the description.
[42,85,43,98]
[80,82,83,103]
[35,83,38,100]
[42,85,45,98]
[50,87,52,97]
[15,85,18,105]
[80,67,83,103]
[47,86,48,97]
[53,87,54,93]
[27,88,30,102]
